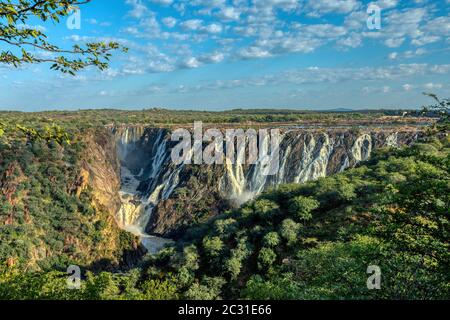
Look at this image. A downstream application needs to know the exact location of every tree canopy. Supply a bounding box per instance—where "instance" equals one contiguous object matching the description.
[0,0,126,74]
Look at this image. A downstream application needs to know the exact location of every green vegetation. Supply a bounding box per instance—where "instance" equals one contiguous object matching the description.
[0,107,431,133]
[1,130,448,299]
[0,121,138,273]
[0,0,126,74]
[0,103,447,300]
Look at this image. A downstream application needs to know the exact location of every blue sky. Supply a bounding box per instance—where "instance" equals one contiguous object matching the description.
[0,0,449,111]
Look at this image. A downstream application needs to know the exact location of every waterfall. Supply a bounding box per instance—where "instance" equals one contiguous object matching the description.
[109,125,416,247]
[351,134,372,162]
[114,126,175,254]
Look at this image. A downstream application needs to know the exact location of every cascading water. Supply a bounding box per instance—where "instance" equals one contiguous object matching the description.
[114,127,176,254]
[111,126,418,242]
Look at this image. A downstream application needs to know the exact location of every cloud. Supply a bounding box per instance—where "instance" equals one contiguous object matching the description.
[424,82,443,90]
[118,0,449,71]
[403,84,413,91]
[216,7,241,21]
[162,16,177,28]
[125,0,149,18]
[199,52,225,63]
[238,46,272,59]
[180,57,201,69]
[180,19,203,31]
[150,0,173,5]
[302,0,361,17]
[168,63,450,94]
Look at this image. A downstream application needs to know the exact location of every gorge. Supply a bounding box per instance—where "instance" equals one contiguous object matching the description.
[98,125,422,252]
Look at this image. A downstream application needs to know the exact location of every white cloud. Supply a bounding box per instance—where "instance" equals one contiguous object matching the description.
[302,0,360,17]
[216,7,241,20]
[388,52,398,60]
[238,46,272,59]
[126,0,149,18]
[162,17,177,28]
[403,84,413,91]
[180,57,201,69]
[180,19,203,31]
[203,23,223,34]
[199,52,225,63]
[424,82,443,90]
[150,0,173,5]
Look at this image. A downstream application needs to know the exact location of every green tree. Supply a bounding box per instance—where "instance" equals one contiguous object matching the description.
[422,93,450,131]
[202,236,224,257]
[182,244,200,271]
[263,232,281,247]
[141,278,179,300]
[225,256,242,280]
[288,196,319,223]
[258,247,277,270]
[253,199,279,218]
[184,277,226,300]
[280,219,300,245]
[0,0,127,74]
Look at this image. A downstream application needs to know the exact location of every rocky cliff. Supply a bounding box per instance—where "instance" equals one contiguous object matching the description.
[109,126,421,239]
[73,130,146,268]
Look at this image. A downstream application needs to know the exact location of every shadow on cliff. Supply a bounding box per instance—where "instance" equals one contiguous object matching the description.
[87,243,148,273]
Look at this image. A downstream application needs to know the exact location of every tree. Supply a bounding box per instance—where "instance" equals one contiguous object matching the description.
[257,247,277,270]
[422,93,449,130]
[280,219,300,245]
[16,123,71,145]
[225,256,242,280]
[288,196,319,223]
[0,0,127,75]
[202,236,224,258]
[263,232,280,247]
[253,199,279,218]
[182,244,200,271]
[184,277,226,300]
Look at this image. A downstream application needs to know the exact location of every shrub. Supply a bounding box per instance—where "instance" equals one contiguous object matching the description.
[258,247,277,270]
[280,219,300,245]
[288,196,319,223]
[263,232,281,247]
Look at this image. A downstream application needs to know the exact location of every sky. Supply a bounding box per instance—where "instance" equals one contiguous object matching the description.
[0,0,449,111]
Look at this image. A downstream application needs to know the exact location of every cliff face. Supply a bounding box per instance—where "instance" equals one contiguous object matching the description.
[0,129,144,271]
[80,131,122,215]
[74,130,145,269]
[110,126,421,238]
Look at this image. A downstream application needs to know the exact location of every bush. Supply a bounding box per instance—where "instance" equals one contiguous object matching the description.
[202,236,224,257]
[280,219,300,245]
[258,247,277,270]
[263,232,281,247]
[288,196,319,223]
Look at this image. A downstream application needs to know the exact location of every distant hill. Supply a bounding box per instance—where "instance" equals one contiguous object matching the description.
[323,108,354,112]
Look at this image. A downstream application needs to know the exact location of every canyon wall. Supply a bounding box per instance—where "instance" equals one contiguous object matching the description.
[110,126,420,238]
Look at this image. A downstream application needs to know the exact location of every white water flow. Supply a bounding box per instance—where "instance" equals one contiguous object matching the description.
[219,131,402,203]
[112,126,408,253]
[116,128,174,254]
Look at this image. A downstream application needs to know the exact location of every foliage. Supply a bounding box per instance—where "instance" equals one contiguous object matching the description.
[288,196,319,223]
[0,123,136,273]
[0,108,448,300]
[0,0,126,74]
[421,93,450,135]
